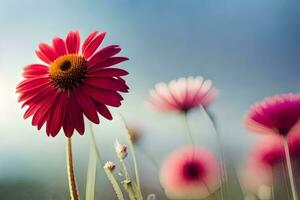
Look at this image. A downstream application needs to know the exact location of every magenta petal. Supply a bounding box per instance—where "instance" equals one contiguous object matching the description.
[82,31,99,54]
[23,64,48,71]
[35,50,51,64]
[32,91,57,130]
[39,43,58,62]
[86,77,129,92]
[16,77,50,93]
[22,64,48,78]
[46,91,67,137]
[69,91,85,134]
[21,85,56,108]
[87,45,121,67]
[63,91,85,136]
[89,57,129,69]
[52,37,67,57]
[95,101,113,120]
[83,32,106,59]
[83,83,123,107]
[66,31,80,54]
[75,87,100,124]
[88,68,129,77]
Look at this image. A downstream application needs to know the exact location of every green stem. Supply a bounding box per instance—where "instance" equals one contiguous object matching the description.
[104,168,125,200]
[88,123,104,166]
[85,145,97,200]
[119,115,142,195]
[122,180,137,200]
[183,112,195,147]
[283,138,298,200]
[66,138,80,200]
[120,160,130,180]
[202,108,226,200]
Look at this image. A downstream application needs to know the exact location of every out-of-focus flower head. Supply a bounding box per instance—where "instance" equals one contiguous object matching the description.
[160,146,220,199]
[244,94,300,137]
[148,76,218,113]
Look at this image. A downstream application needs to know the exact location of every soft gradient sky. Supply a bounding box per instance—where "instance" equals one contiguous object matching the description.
[0,0,299,198]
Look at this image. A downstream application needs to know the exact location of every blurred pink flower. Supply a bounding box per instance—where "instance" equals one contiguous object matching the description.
[243,134,300,191]
[148,76,218,113]
[244,94,300,137]
[160,147,220,199]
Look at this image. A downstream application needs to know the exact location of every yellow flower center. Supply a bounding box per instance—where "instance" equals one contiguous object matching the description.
[49,54,87,90]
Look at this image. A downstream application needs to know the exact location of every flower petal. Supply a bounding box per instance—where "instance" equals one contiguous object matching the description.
[97,103,112,120]
[88,57,129,69]
[66,31,80,54]
[82,31,99,54]
[16,77,50,93]
[52,37,67,57]
[83,83,123,107]
[39,43,59,62]
[87,45,121,67]
[46,91,67,137]
[63,91,85,136]
[75,87,100,124]
[22,64,48,78]
[85,77,129,92]
[88,68,129,77]
[83,32,106,59]
[35,50,51,64]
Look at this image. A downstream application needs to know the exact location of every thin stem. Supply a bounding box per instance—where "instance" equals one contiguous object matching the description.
[119,114,142,194]
[202,181,218,200]
[183,112,195,147]
[281,160,292,200]
[120,160,130,180]
[283,138,298,200]
[66,138,80,200]
[202,108,226,200]
[85,145,97,200]
[138,146,160,172]
[88,123,104,166]
[104,168,125,200]
[122,180,137,200]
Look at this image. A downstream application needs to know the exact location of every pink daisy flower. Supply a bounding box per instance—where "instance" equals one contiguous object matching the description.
[16,30,129,137]
[244,94,300,137]
[160,147,220,199]
[148,76,218,113]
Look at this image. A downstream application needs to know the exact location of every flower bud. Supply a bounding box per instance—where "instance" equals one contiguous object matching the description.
[115,140,128,160]
[104,161,116,172]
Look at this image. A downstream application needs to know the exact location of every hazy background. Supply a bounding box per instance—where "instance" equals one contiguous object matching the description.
[0,0,299,199]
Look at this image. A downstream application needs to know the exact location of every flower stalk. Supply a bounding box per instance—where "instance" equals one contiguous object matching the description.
[283,138,298,200]
[66,138,80,200]
[202,108,226,200]
[103,162,125,200]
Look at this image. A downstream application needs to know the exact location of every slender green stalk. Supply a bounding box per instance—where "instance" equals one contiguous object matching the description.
[183,113,195,147]
[88,123,104,166]
[119,115,142,194]
[138,146,160,172]
[85,145,97,200]
[104,168,125,200]
[122,180,137,200]
[120,160,130,180]
[202,180,218,200]
[283,138,298,200]
[202,108,226,200]
[281,160,292,199]
[66,138,80,200]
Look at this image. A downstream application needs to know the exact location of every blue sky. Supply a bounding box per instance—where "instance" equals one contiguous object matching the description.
[0,0,299,195]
